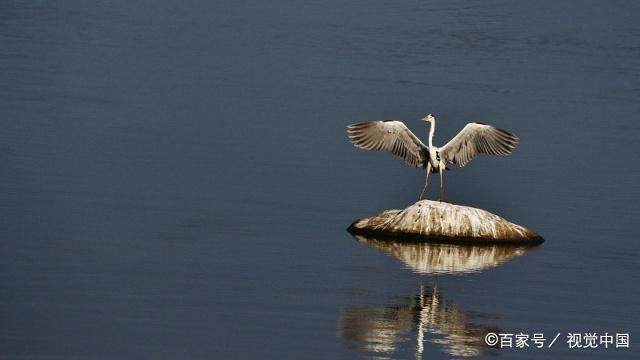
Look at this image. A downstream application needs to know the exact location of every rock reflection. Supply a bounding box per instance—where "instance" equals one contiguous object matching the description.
[353,234,536,274]
[340,236,539,358]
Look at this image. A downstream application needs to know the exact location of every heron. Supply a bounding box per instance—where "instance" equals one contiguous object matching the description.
[346,114,519,201]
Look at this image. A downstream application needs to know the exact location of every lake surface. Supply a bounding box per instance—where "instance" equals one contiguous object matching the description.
[2,1,639,359]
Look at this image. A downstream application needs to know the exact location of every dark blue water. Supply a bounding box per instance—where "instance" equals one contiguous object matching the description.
[2,1,639,358]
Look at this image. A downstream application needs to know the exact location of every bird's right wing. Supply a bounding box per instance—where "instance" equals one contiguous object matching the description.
[346,120,428,167]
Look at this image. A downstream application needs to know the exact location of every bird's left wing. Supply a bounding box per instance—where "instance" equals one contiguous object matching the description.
[440,123,519,167]
[346,120,428,167]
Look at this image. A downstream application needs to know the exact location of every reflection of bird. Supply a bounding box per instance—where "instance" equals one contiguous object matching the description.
[339,281,500,358]
[347,114,519,201]
[340,235,535,358]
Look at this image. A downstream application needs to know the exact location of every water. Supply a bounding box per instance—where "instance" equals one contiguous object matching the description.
[2,1,639,358]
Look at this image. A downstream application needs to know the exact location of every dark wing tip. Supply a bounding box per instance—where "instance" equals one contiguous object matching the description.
[496,127,518,139]
[491,128,519,155]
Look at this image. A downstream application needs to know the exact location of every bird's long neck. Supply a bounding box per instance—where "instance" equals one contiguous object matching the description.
[428,120,435,148]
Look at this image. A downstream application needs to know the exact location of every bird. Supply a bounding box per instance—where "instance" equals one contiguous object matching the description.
[346,114,519,201]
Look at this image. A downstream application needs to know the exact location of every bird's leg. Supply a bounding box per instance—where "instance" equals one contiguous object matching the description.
[431,275,439,301]
[419,163,431,200]
[418,275,425,306]
[438,168,445,202]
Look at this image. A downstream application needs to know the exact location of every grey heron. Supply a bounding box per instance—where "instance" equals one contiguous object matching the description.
[346,114,519,201]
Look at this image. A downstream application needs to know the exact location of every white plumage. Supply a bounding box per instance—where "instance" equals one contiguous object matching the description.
[347,114,519,200]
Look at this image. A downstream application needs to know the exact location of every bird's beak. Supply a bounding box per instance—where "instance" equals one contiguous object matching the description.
[421,114,432,121]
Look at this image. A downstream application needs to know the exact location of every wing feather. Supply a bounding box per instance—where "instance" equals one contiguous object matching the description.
[440,123,519,167]
[346,120,428,167]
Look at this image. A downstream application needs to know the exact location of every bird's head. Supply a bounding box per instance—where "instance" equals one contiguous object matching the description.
[421,114,435,122]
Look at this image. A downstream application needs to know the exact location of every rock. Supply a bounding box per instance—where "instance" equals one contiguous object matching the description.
[348,200,543,244]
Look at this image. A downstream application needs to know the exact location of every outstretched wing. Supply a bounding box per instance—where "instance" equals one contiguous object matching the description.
[440,123,519,167]
[346,120,428,167]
